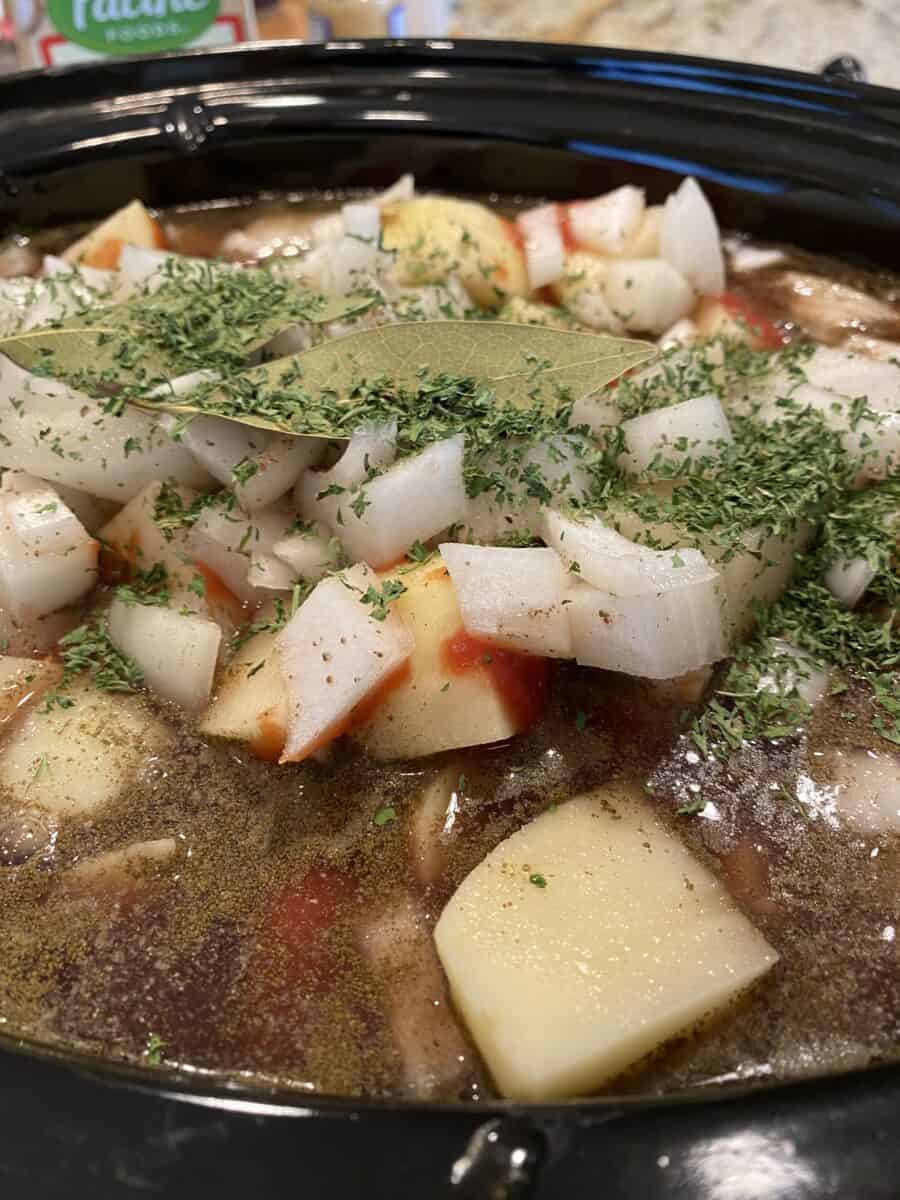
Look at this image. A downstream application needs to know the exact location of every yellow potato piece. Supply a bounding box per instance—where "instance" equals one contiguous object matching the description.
[62,199,163,268]
[350,558,522,761]
[198,629,288,759]
[0,682,171,819]
[381,196,529,307]
[435,780,778,1100]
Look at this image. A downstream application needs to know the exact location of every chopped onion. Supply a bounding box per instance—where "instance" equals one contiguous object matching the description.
[620,393,733,475]
[604,259,695,335]
[159,412,272,486]
[439,543,572,659]
[566,186,645,256]
[272,523,335,582]
[377,173,415,205]
[0,357,212,500]
[342,202,380,241]
[276,562,414,762]
[247,551,297,592]
[305,436,466,570]
[67,838,177,892]
[757,639,831,708]
[659,318,699,348]
[516,204,565,290]
[542,510,713,596]
[801,345,900,409]
[0,485,97,618]
[567,556,727,680]
[824,556,876,608]
[570,391,621,435]
[234,435,322,514]
[108,598,221,712]
[299,421,397,502]
[660,177,726,296]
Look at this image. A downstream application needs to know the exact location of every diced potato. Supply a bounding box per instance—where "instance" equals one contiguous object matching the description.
[66,837,178,893]
[358,893,474,1098]
[381,196,529,307]
[717,524,814,637]
[350,558,532,761]
[0,655,63,728]
[62,200,164,268]
[435,781,778,1100]
[0,681,171,818]
[198,629,289,760]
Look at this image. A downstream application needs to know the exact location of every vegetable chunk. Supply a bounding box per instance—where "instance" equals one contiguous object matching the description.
[277,563,414,762]
[435,782,778,1100]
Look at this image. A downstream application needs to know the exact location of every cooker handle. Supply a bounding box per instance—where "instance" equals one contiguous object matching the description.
[448,1115,549,1198]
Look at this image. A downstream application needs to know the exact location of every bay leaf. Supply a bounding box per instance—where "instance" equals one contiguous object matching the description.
[0,267,375,397]
[130,320,657,438]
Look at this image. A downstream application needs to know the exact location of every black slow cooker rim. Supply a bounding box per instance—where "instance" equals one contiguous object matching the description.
[0,38,898,1138]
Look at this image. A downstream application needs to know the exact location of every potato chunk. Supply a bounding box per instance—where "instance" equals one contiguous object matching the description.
[381,197,529,307]
[63,199,164,268]
[0,682,171,818]
[435,781,778,1100]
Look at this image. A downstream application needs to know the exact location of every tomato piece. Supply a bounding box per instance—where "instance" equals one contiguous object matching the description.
[440,628,550,730]
[717,291,785,350]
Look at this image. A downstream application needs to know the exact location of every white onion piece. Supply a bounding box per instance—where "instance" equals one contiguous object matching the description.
[516,205,565,290]
[568,558,727,680]
[542,510,712,597]
[108,598,221,712]
[757,639,831,708]
[115,246,222,298]
[0,357,212,500]
[67,838,177,892]
[824,557,877,608]
[247,551,297,592]
[841,334,900,363]
[299,421,397,502]
[660,177,726,296]
[234,435,321,513]
[801,346,900,408]
[159,412,271,486]
[0,528,96,620]
[620,393,733,475]
[305,436,466,570]
[377,173,415,205]
[659,318,699,349]
[723,238,785,273]
[42,253,114,291]
[765,382,900,483]
[342,202,380,241]
[272,524,335,582]
[566,186,645,256]
[604,259,695,334]
[300,234,379,296]
[189,501,260,604]
[439,543,572,659]
[276,562,414,762]
[570,391,621,435]
[5,483,85,556]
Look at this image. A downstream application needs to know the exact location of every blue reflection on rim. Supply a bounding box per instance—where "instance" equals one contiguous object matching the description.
[574,55,846,97]
[567,142,786,194]
[577,65,841,114]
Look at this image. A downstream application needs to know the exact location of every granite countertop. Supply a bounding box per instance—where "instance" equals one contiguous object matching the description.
[452,0,900,89]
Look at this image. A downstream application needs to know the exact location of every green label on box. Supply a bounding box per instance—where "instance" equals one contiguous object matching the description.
[47,0,219,54]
